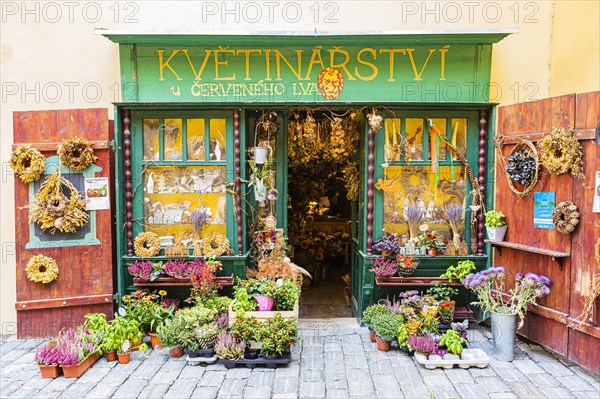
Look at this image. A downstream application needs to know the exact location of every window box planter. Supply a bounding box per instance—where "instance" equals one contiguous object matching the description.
[227,299,299,327]
[61,353,100,378]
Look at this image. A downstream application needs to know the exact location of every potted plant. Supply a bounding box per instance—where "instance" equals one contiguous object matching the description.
[253,141,271,165]
[195,323,219,350]
[437,300,456,325]
[463,267,551,361]
[57,327,102,378]
[159,305,218,356]
[157,319,183,358]
[34,341,62,378]
[438,329,466,358]
[248,159,273,203]
[369,256,398,278]
[396,255,419,277]
[362,304,391,342]
[426,283,459,302]
[148,302,175,349]
[272,279,300,311]
[214,332,246,360]
[371,312,402,352]
[257,314,298,358]
[419,231,440,256]
[407,333,438,359]
[117,339,148,365]
[451,319,469,340]
[484,210,507,241]
[127,260,161,281]
[440,260,476,283]
[372,232,400,256]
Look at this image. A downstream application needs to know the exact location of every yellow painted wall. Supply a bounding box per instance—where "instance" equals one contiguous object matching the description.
[550,1,600,96]
[0,1,595,333]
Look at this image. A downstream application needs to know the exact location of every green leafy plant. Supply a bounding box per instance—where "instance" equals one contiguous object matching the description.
[361,304,391,327]
[232,287,257,315]
[396,323,409,348]
[426,283,459,301]
[103,317,143,353]
[157,319,180,348]
[273,279,300,311]
[440,260,476,283]
[231,315,261,342]
[371,312,402,339]
[484,210,506,228]
[257,314,298,356]
[83,313,109,335]
[200,296,233,315]
[157,306,217,350]
[439,329,466,355]
[149,304,175,334]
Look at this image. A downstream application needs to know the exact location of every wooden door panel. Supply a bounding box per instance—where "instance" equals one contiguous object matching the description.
[13,109,114,338]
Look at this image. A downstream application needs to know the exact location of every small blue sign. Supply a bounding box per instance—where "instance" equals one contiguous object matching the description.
[534,192,555,229]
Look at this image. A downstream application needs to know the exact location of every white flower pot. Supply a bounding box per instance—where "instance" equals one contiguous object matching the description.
[253,179,267,201]
[486,226,507,242]
[253,147,269,165]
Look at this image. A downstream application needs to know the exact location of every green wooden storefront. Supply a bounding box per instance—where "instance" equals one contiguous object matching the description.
[102,30,512,321]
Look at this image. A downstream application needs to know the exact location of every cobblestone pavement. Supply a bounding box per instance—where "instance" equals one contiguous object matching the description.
[1,319,599,399]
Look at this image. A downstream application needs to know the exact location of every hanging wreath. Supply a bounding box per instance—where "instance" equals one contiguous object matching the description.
[538,127,585,182]
[551,201,580,234]
[29,168,89,234]
[134,232,161,257]
[58,137,97,170]
[505,140,539,197]
[10,145,46,183]
[26,255,59,284]
[200,232,230,257]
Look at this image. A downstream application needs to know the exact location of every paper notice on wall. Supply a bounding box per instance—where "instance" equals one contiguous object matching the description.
[534,192,555,229]
[84,177,110,210]
[593,171,600,213]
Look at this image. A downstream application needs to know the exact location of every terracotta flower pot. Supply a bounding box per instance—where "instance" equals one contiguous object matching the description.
[39,364,61,379]
[369,329,377,343]
[130,338,143,351]
[61,353,100,378]
[149,332,163,349]
[376,337,392,352]
[106,350,117,362]
[169,344,184,358]
[118,352,130,364]
[428,248,438,256]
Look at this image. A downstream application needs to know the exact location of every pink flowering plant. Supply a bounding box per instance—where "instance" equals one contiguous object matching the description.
[127,260,162,281]
[463,267,551,328]
[407,333,438,354]
[369,256,398,277]
[163,259,191,279]
[36,326,101,366]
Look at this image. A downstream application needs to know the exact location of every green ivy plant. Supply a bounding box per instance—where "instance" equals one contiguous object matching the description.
[439,329,466,355]
[484,210,506,228]
[440,260,476,283]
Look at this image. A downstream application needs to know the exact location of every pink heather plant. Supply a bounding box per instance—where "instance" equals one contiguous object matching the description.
[128,260,153,280]
[163,259,192,279]
[369,256,398,277]
[407,333,438,354]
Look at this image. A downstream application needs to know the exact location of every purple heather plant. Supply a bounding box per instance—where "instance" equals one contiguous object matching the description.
[189,258,207,277]
[407,333,438,354]
[372,233,400,254]
[161,297,180,312]
[163,259,192,279]
[34,344,62,365]
[463,267,552,328]
[127,260,153,280]
[50,327,101,366]
[369,256,398,277]
[214,313,229,330]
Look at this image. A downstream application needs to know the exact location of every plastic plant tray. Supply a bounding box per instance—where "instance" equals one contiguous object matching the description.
[220,352,292,369]
[414,348,489,369]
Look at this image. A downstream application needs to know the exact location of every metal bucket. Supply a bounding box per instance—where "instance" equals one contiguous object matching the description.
[490,309,517,361]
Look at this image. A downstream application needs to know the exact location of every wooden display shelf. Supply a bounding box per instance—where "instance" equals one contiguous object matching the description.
[375,276,463,287]
[484,240,569,270]
[133,274,234,287]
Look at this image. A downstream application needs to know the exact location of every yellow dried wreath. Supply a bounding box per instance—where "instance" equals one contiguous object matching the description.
[29,168,89,233]
[58,137,97,170]
[551,201,580,235]
[10,145,46,183]
[538,127,585,181]
[134,231,161,257]
[200,232,230,257]
[26,255,59,284]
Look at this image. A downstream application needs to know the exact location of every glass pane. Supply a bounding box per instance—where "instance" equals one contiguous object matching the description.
[144,165,227,243]
[209,118,227,161]
[382,165,466,255]
[384,118,401,161]
[450,118,467,158]
[163,118,183,161]
[187,118,206,161]
[428,118,447,161]
[405,118,424,161]
[143,118,159,161]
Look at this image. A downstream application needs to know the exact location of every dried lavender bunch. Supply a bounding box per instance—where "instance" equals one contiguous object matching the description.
[190,206,212,236]
[406,207,424,238]
[445,204,464,237]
